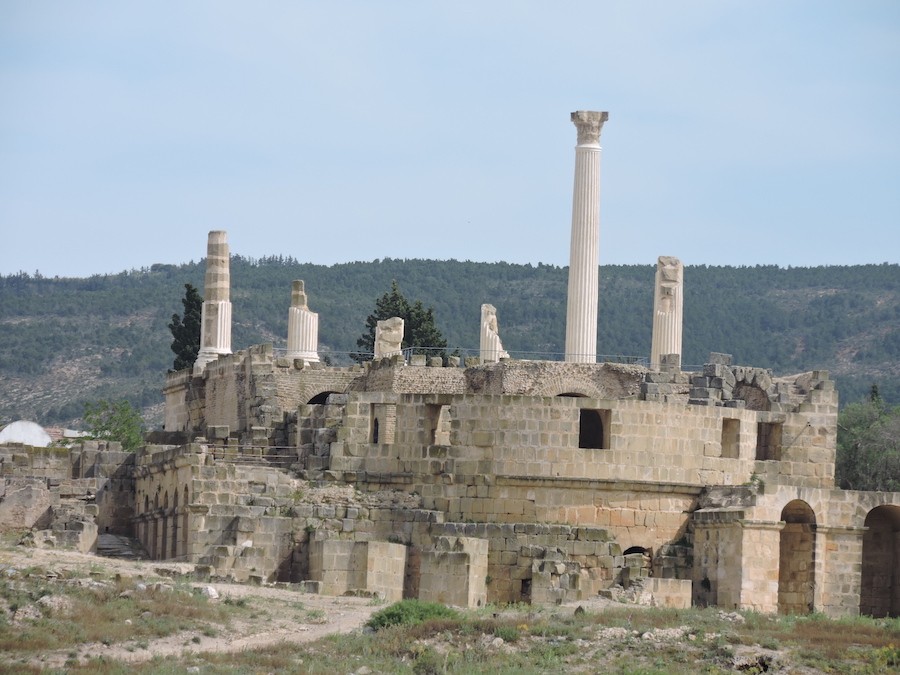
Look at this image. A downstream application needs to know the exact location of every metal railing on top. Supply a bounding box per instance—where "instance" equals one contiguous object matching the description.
[271,346,650,367]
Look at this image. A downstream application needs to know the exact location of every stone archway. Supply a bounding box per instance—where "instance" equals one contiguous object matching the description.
[161,491,169,560]
[732,383,771,412]
[307,391,340,405]
[860,505,900,617]
[182,485,190,559]
[152,493,159,559]
[778,500,816,614]
[171,490,179,560]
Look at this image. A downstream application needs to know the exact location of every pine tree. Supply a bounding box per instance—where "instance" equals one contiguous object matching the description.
[168,283,202,371]
[353,280,447,361]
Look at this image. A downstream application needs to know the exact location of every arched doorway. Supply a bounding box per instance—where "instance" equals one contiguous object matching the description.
[860,505,900,617]
[142,495,149,548]
[578,409,605,449]
[161,491,169,560]
[182,485,190,559]
[151,493,159,560]
[556,394,609,450]
[778,500,816,614]
[308,391,339,405]
[171,490,179,560]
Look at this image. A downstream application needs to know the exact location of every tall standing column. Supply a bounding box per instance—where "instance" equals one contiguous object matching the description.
[650,256,684,370]
[286,280,320,362]
[565,110,608,363]
[194,230,232,374]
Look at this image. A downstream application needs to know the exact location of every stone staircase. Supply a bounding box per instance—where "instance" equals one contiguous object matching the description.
[96,533,150,559]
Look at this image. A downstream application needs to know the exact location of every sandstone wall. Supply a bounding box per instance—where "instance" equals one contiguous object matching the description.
[0,442,133,550]
[331,392,834,489]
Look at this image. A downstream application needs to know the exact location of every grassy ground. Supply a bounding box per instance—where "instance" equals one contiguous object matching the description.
[1,538,899,674]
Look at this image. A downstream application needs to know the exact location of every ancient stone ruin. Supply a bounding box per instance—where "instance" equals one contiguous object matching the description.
[2,112,899,618]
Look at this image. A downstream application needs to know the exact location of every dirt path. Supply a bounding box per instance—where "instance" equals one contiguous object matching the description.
[0,546,381,669]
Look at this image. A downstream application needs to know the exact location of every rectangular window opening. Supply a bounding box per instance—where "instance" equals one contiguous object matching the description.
[755,422,782,461]
[721,418,740,459]
[579,409,611,449]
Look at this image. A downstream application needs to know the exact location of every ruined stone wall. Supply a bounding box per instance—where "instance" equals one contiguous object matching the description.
[0,442,134,549]
[148,350,900,617]
[465,360,645,398]
[358,357,469,394]
[272,361,362,410]
[428,522,628,604]
[165,346,365,440]
[80,448,136,536]
[134,444,198,560]
[692,485,900,617]
[163,370,191,432]
[692,511,744,609]
[323,387,837,559]
[308,539,407,601]
[419,536,488,607]
[0,444,72,479]
[203,351,250,433]
[333,390,834,491]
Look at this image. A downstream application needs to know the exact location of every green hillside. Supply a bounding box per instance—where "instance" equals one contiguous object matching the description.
[1,259,898,428]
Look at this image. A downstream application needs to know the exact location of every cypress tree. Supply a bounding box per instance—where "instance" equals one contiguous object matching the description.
[168,283,202,371]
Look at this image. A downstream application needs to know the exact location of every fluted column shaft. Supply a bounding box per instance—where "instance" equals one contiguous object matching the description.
[287,280,320,362]
[194,231,232,374]
[565,111,608,363]
[650,256,684,369]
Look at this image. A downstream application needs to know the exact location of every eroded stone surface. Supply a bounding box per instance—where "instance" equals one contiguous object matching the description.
[286,280,320,362]
[374,317,403,359]
[650,256,683,370]
[479,304,509,363]
[194,231,232,374]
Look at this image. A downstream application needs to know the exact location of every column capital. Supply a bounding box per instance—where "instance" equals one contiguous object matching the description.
[571,110,609,146]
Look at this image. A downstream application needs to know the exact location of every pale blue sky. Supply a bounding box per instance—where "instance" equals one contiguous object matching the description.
[1,1,898,277]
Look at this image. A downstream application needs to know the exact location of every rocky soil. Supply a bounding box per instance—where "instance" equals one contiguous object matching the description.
[0,544,379,670]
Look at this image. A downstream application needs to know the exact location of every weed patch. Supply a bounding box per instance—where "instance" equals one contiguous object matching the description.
[367,599,460,630]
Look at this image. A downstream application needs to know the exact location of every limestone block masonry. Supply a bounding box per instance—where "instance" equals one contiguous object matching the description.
[8,339,900,616]
[141,344,900,616]
[7,114,900,617]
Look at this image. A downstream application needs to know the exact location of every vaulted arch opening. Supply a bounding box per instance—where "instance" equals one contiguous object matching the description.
[578,409,607,449]
[161,491,169,560]
[182,485,190,559]
[171,490,179,560]
[778,500,816,614]
[308,391,339,405]
[733,383,771,412]
[860,505,900,617]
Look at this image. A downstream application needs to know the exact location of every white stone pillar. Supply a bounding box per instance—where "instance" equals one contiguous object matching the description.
[480,303,509,363]
[650,256,684,370]
[194,230,232,374]
[565,111,608,363]
[286,280,320,362]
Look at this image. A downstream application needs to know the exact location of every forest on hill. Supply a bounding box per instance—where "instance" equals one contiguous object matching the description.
[1,258,898,428]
